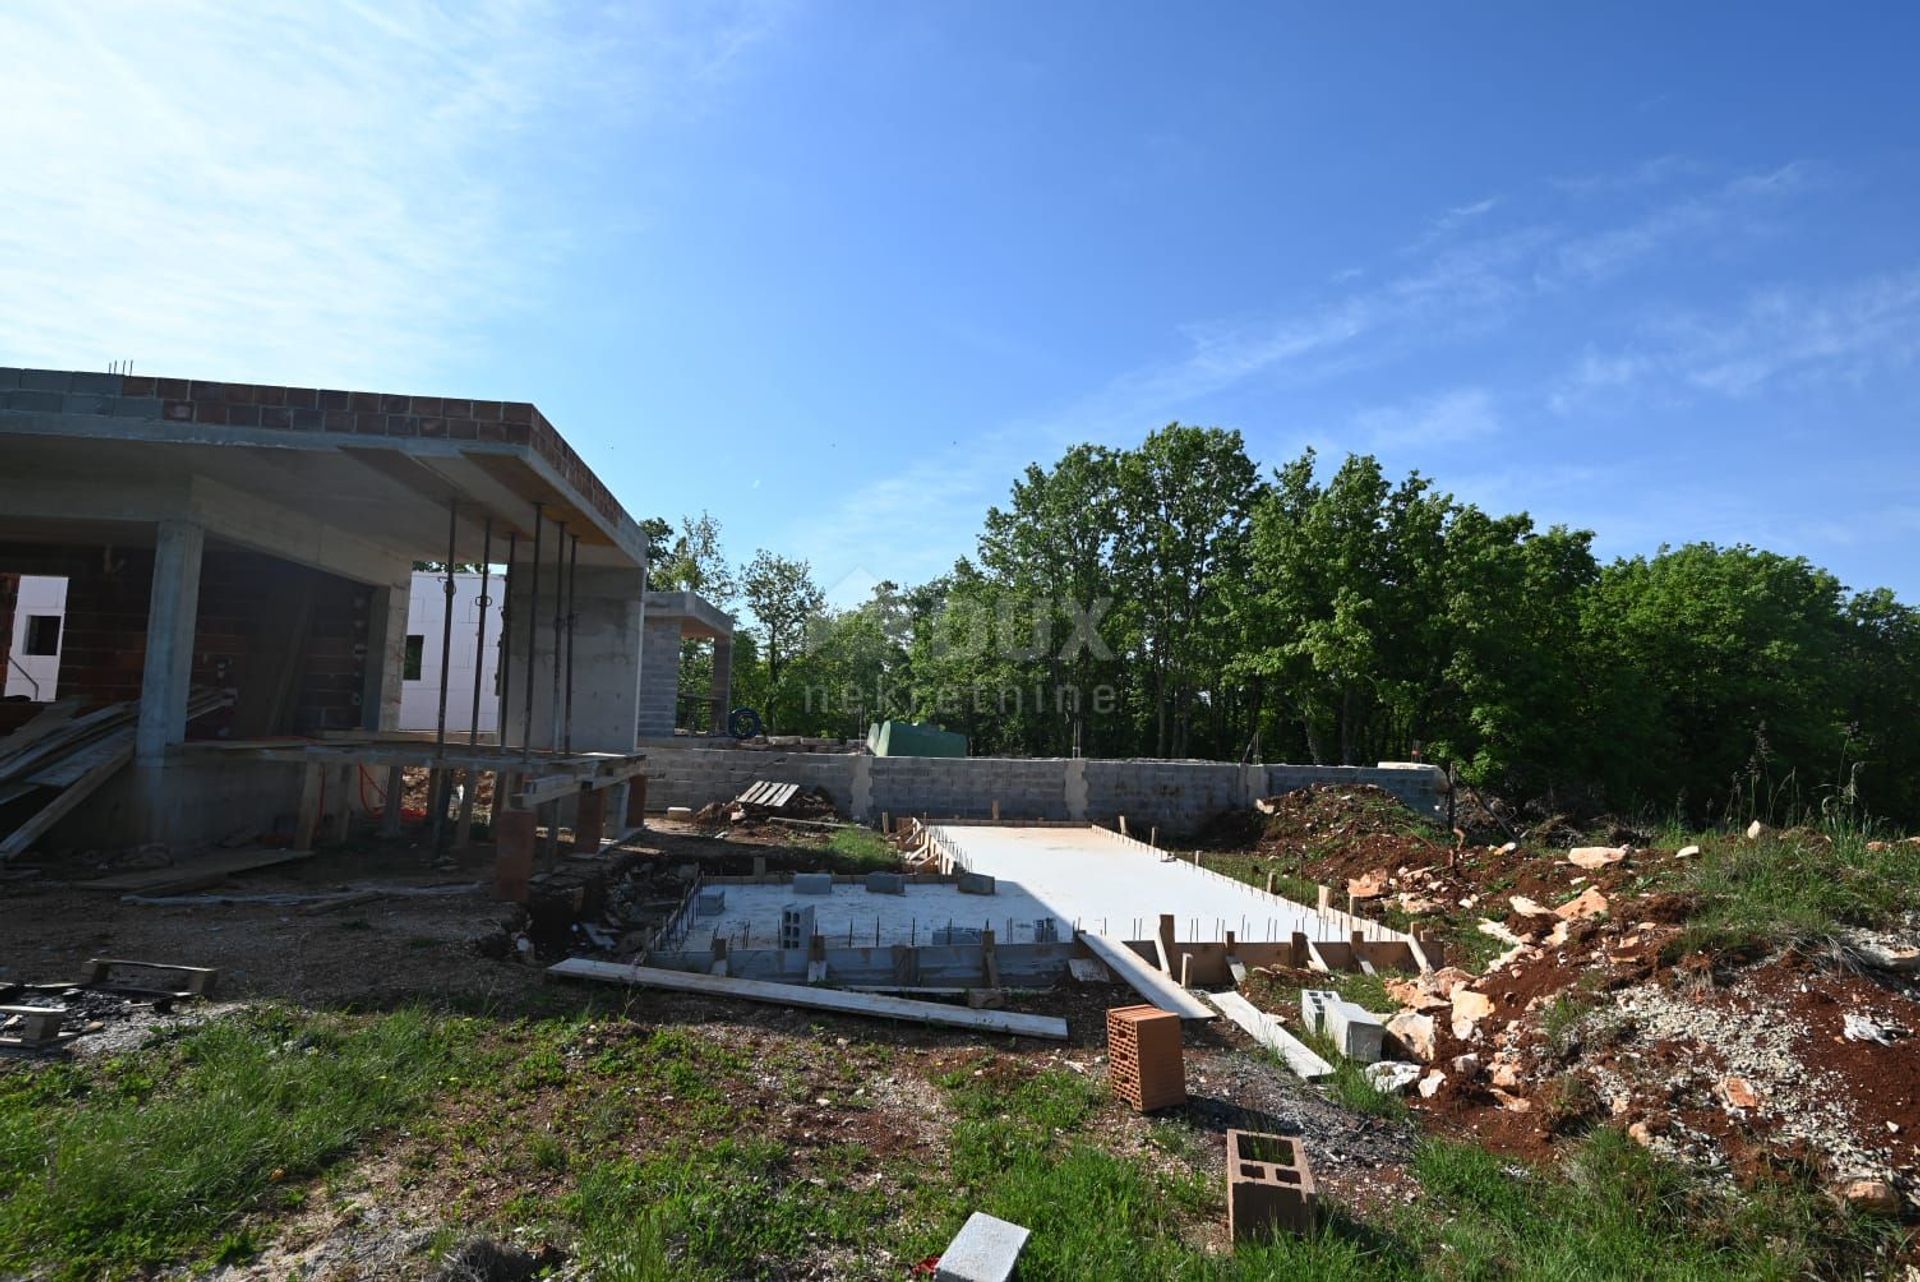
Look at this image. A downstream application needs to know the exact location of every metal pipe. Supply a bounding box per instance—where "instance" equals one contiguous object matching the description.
[468,517,492,748]
[431,501,458,847]
[522,505,543,759]
[550,521,566,752]
[498,530,517,749]
[563,532,579,753]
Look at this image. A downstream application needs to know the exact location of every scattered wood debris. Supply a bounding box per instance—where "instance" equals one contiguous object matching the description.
[0,688,231,860]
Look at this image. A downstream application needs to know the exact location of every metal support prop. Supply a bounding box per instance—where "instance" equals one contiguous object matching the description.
[550,521,566,752]
[564,533,579,753]
[431,500,458,848]
[468,518,493,749]
[522,505,543,759]
[455,518,494,849]
[498,530,516,751]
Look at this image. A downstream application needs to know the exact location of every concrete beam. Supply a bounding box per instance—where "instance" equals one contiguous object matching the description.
[187,474,410,587]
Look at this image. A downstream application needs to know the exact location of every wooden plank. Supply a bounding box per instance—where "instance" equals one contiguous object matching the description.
[0,698,83,763]
[293,764,323,851]
[1077,933,1216,1020]
[74,849,312,894]
[1208,990,1334,1081]
[547,959,1071,1040]
[0,744,132,860]
[26,729,133,789]
[0,703,132,782]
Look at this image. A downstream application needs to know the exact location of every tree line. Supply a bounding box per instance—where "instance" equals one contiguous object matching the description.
[646,424,1920,826]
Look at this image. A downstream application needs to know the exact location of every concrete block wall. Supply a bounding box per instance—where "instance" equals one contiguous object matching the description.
[640,744,1447,835]
[1084,759,1254,833]
[642,746,859,811]
[635,616,683,738]
[870,756,1072,821]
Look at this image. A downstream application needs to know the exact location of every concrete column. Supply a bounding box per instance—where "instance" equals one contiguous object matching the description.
[850,753,873,821]
[709,634,733,733]
[502,565,646,753]
[136,520,204,764]
[636,615,682,738]
[1065,756,1089,822]
[362,582,409,732]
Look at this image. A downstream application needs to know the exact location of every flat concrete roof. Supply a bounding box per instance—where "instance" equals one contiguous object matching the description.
[643,590,734,639]
[0,367,646,579]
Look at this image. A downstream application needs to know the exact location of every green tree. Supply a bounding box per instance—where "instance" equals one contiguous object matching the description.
[741,550,825,729]
[1114,424,1264,757]
[1583,543,1852,822]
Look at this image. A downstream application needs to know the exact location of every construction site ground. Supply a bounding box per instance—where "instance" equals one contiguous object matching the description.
[0,795,1915,1280]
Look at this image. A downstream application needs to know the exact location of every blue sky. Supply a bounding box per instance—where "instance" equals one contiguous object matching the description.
[4,2,1918,605]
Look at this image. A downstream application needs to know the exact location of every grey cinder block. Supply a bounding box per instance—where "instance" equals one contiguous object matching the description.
[935,1211,1030,1282]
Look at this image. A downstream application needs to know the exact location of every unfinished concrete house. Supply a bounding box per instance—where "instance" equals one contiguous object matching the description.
[0,366,650,866]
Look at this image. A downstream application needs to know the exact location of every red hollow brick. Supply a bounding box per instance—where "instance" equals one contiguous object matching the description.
[1106,1004,1186,1113]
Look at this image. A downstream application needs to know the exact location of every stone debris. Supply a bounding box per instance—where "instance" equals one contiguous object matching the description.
[1417,1069,1447,1098]
[1567,845,1627,869]
[1385,1010,1436,1062]
[1478,919,1530,947]
[1363,1061,1422,1093]
[1719,1076,1762,1111]
[1841,1012,1909,1045]
[1346,870,1388,900]
[1553,887,1609,921]
[1591,983,1893,1180]
[1837,1179,1902,1216]
[1450,989,1495,1041]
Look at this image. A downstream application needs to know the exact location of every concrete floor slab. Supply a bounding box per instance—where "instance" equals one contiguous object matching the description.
[931,825,1356,945]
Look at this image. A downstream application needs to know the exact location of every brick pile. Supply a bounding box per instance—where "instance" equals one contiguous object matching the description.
[1106,1004,1186,1112]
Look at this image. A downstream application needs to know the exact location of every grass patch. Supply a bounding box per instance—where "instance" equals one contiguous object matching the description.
[1669,827,1920,957]
[824,825,898,871]
[1197,851,1324,906]
[563,1135,894,1281]
[1541,985,1601,1059]
[1402,1128,1892,1280]
[0,1006,468,1280]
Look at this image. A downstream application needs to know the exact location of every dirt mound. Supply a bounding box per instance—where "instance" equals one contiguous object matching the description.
[1404,919,1920,1212]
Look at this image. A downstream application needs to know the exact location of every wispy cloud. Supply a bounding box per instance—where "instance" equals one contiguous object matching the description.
[0,1,782,390]
[1544,164,1807,285]
[784,159,1826,584]
[1399,195,1502,255]
[1354,388,1501,450]
[1550,267,1920,410]
[1550,153,1707,196]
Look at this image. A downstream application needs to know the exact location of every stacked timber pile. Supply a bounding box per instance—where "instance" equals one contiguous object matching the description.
[0,689,230,860]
